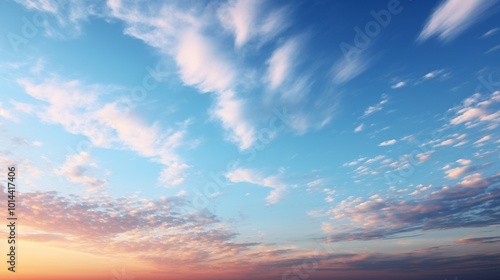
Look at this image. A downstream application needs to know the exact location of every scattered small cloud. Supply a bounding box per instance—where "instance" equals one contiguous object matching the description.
[391,81,406,89]
[457,159,472,165]
[435,139,454,147]
[0,102,16,121]
[456,173,490,188]
[416,151,434,162]
[379,139,397,146]
[354,123,365,133]
[362,94,389,118]
[423,69,444,79]
[445,165,475,179]
[32,141,44,147]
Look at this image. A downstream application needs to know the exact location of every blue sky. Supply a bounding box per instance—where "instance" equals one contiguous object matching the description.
[0,0,500,279]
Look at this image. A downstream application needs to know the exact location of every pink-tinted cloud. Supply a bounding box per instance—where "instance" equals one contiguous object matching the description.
[7,188,259,269]
[322,173,500,242]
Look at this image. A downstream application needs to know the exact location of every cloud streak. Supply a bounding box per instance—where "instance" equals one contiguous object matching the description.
[267,38,300,90]
[418,0,498,42]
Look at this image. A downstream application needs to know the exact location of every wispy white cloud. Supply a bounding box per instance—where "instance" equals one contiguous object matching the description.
[106,2,261,150]
[457,158,472,165]
[362,94,389,118]
[267,37,300,90]
[391,81,406,89]
[32,141,43,147]
[16,0,59,13]
[218,0,259,48]
[56,152,107,193]
[14,0,336,150]
[330,53,370,84]
[226,167,287,205]
[305,179,325,192]
[409,184,432,196]
[18,77,189,186]
[354,123,364,133]
[9,100,35,114]
[15,0,98,37]
[423,69,444,79]
[0,102,16,121]
[175,29,236,94]
[175,29,260,150]
[482,27,500,37]
[159,162,189,186]
[435,138,455,147]
[418,0,498,42]
[30,58,45,74]
[218,0,289,48]
[378,139,397,146]
[212,91,255,150]
[486,44,500,54]
[474,135,491,144]
[96,102,189,187]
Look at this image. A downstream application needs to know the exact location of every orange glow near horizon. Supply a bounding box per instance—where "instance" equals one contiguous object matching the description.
[0,241,148,280]
[0,240,275,280]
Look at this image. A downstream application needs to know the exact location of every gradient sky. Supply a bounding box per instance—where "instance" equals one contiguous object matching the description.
[0,0,500,279]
